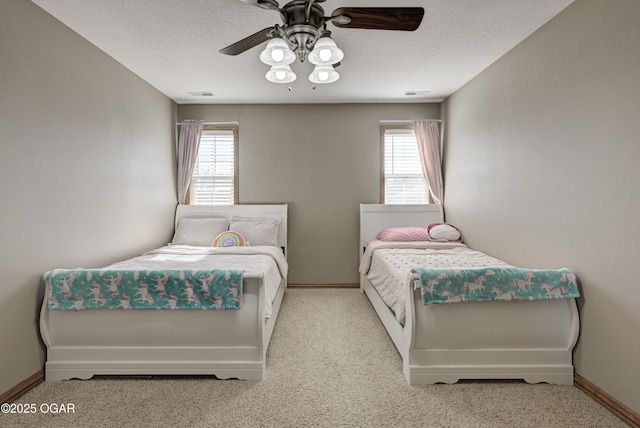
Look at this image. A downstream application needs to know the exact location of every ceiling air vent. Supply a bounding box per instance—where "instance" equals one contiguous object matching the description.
[188,92,215,97]
[404,91,431,96]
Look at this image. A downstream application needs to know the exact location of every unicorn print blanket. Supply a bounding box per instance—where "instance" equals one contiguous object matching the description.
[413,266,580,305]
[46,268,243,310]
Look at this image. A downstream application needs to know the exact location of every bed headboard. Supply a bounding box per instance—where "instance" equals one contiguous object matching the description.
[359,204,443,252]
[174,204,288,255]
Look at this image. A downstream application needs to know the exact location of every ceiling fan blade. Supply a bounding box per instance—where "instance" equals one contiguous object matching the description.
[219,27,273,56]
[331,7,425,31]
[240,0,279,10]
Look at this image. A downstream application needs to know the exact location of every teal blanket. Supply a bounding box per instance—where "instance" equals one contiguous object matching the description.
[46,269,243,310]
[414,267,579,305]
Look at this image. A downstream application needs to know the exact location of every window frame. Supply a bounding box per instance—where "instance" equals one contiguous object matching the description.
[186,124,239,205]
[380,123,428,205]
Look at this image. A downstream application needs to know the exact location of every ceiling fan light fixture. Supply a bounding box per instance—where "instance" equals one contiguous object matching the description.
[260,37,296,66]
[266,65,297,83]
[221,3,426,88]
[309,64,340,84]
[308,37,344,66]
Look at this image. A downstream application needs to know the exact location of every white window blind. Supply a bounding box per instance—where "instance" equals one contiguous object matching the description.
[382,126,428,204]
[190,128,237,205]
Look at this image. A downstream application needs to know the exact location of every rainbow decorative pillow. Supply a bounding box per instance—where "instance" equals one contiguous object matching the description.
[212,231,245,247]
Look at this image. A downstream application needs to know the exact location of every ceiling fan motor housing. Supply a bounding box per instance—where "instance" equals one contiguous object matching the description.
[282,1,326,62]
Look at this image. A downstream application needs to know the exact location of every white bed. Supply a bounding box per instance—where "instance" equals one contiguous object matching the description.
[359,204,580,385]
[40,204,288,381]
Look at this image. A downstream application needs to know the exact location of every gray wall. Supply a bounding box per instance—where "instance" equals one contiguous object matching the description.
[178,104,440,284]
[0,1,177,393]
[442,0,640,413]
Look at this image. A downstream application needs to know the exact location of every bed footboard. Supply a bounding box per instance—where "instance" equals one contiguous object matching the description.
[361,274,579,385]
[404,274,579,385]
[40,275,286,381]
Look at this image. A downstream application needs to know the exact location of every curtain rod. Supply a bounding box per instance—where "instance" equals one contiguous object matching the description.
[379,119,443,124]
[176,121,239,126]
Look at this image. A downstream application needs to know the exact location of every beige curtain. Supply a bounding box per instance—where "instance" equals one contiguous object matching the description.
[414,120,443,205]
[177,120,204,204]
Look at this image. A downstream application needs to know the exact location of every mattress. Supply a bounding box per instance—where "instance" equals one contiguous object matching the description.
[359,241,510,324]
[105,244,288,318]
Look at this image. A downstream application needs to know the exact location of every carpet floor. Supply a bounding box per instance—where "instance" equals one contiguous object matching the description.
[1,289,627,427]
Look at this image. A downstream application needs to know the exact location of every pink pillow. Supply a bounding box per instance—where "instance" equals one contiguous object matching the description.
[376,227,429,242]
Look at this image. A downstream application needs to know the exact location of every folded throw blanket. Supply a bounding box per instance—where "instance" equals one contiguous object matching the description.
[413,267,579,305]
[46,269,243,310]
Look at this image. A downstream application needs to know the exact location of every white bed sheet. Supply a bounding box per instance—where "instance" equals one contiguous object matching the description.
[105,245,288,318]
[359,241,510,324]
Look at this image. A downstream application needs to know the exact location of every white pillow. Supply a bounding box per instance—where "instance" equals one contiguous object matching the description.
[229,217,280,247]
[426,223,462,242]
[171,217,229,246]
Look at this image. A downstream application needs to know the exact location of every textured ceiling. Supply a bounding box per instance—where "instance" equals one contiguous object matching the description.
[30,0,574,104]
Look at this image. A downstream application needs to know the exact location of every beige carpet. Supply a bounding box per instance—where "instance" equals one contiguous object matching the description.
[1,289,627,427]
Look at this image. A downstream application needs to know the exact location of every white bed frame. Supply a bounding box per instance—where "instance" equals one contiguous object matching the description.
[360,204,579,385]
[40,204,288,381]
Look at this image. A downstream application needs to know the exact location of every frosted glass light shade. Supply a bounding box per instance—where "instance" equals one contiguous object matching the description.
[308,65,339,84]
[308,37,344,65]
[260,38,296,66]
[266,65,297,83]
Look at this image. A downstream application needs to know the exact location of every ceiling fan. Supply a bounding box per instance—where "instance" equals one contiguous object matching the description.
[219,0,425,84]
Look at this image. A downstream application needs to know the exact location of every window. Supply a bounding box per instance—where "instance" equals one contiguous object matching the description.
[188,126,238,205]
[381,124,428,204]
